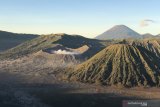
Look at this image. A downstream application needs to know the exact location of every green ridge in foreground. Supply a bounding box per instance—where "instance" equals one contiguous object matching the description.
[67,44,160,87]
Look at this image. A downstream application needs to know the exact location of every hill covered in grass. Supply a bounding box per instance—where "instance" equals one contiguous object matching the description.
[0,30,39,51]
[67,44,160,87]
[0,33,111,60]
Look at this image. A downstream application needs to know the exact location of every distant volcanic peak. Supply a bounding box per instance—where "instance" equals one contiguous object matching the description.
[111,24,131,30]
[69,44,160,87]
[143,33,154,36]
[96,25,142,40]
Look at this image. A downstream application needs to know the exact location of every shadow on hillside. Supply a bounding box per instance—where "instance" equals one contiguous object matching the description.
[52,35,108,58]
[0,31,38,52]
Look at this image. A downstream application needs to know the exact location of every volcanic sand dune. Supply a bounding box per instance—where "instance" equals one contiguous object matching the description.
[67,44,160,87]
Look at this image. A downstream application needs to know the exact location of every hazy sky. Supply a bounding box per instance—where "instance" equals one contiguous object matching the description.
[0,0,159,38]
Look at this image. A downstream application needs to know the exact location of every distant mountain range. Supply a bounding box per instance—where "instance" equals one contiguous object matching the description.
[142,33,160,39]
[0,30,39,51]
[0,25,159,52]
[1,28,160,88]
[96,25,160,40]
[142,33,154,39]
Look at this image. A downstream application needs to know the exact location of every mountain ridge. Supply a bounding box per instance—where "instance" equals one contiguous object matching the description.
[0,30,39,51]
[0,33,111,60]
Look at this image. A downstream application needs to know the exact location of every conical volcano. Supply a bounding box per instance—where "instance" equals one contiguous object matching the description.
[96,25,142,40]
[68,44,160,87]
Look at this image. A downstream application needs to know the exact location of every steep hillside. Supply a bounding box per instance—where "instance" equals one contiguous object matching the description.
[0,30,38,51]
[96,25,142,40]
[67,44,160,87]
[131,39,160,58]
[0,33,111,60]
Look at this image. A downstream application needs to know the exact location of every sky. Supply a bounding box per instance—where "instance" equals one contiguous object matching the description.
[0,0,159,38]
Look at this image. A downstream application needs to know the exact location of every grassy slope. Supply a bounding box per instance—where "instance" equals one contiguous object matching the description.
[0,30,38,51]
[0,34,112,59]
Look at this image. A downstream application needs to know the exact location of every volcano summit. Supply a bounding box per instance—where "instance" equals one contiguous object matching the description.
[68,44,160,87]
[96,25,142,40]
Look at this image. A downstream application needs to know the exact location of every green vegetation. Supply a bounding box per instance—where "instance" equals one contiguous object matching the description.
[0,33,112,59]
